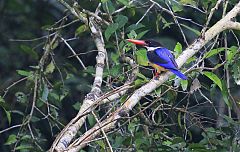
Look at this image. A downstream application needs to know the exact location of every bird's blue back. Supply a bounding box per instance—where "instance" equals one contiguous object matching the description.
[151,48,178,70]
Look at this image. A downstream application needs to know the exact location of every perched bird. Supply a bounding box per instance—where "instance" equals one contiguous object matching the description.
[127,39,187,80]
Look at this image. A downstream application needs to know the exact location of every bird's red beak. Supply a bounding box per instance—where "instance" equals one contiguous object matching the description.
[127,39,147,46]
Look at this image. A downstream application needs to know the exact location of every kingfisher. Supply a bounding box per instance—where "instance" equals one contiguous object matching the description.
[127,39,187,80]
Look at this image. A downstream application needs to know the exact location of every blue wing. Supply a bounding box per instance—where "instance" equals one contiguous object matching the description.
[153,48,178,70]
[150,48,187,80]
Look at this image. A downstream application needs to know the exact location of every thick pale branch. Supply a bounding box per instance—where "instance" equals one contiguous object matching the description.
[53,22,106,151]
[51,1,139,151]
[66,2,240,151]
[227,21,240,30]
[54,56,138,151]
[51,2,107,151]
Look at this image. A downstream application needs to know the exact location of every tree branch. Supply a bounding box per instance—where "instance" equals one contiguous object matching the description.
[50,2,107,151]
[65,2,240,151]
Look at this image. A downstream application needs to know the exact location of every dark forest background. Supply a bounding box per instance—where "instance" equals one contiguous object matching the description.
[0,0,240,151]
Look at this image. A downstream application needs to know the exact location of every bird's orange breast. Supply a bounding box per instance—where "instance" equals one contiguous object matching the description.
[148,62,167,73]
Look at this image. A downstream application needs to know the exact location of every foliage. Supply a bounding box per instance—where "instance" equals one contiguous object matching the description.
[0,0,240,151]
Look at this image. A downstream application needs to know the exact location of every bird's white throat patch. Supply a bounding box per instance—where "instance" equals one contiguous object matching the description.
[146,46,162,51]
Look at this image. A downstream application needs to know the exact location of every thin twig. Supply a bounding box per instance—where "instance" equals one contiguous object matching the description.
[9,32,56,42]
[92,112,113,152]
[136,3,155,25]
[28,74,38,122]
[201,0,223,35]
[60,36,87,70]
[0,124,22,134]
[3,76,30,98]
[165,1,189,46]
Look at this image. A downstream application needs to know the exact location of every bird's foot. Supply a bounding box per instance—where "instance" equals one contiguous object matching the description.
[153,72,160,80]
[154,76,160,80]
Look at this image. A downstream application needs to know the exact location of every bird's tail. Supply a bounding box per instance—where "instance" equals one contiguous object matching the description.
[169,69,187,80]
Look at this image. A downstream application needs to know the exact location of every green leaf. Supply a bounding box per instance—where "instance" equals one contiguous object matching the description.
[174,42,182,57]
[123,43,132,52]
[126,24,145,32]
[96,140,105,148]
[115,15,128,29]
[134,79,146,87]
[204,48,225,59]
[83,66,95,74]
[50,92,60,101]
[5,109,11,125]
[30,115,40,122]
[20,45,39,60]
[180,0,197,6]
[136,30,149,39]
[156,14,162,33]
[172,2,183,12]
[120,94,128,103]
[104,23,118,41]
[21,135,31,141]
[15,92,27,103]
[87,114,96,127]
[162,22,174,29]
[227,46,238,63]
[137,72,148,81]
[73,102,81,110]
[60,88,69,101]
[135,48,148,66]
[117,0,129,6]
[177,112,182,129]
[213,63,224,69]
[115,136,124,147]
[119,40,125,50]
[111,52,119,64]
[41,84,49,102]
[127,30,137,39]
[180,24,201,36]
[222,115,235,124]
[5,134,17,145]
[0,96,5,103]
[16,70,32,77]
[128,122,136,132]
[45,61,55,74]
[1,105,12,125]
[203,71,222,90]
[181,80,188,91]
[221,81,232,108]
[75,24,89,36]
[102,1,115,14]
[163,140,172,146]
[154,87,161,96]
[15,145,33,150]
[172,137,185,144]
[128,7,136,16]
[188,143,206,150]
[232,60,240,85]
[109,64,121,77]
[186,56,196,64]
[51,39,59,50]
[29,65,40,69]
[202,0,215,9]
[165,90,177,103]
